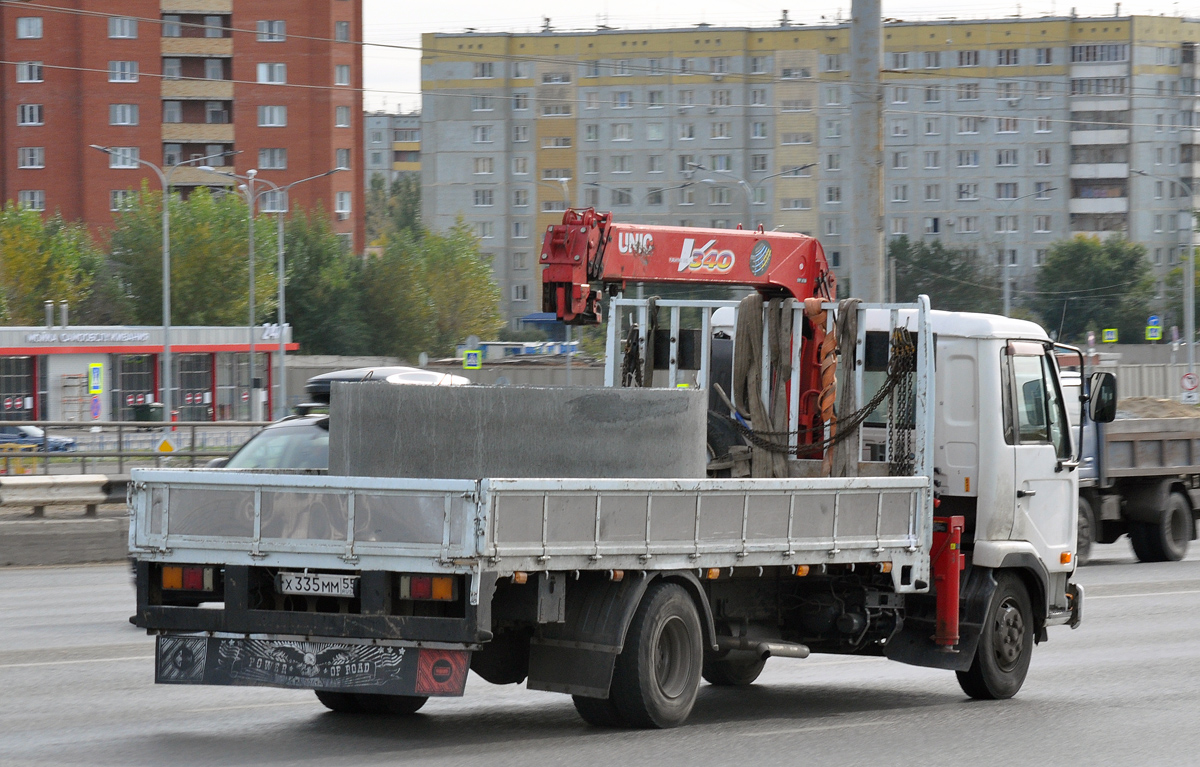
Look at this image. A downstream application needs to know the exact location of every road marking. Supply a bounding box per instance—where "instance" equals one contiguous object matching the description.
[0,655,152,669]
[1089,589,1200,600]
[737,719,894,737]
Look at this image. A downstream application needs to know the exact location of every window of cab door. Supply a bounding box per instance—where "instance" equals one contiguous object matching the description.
[1002,342,1071,458]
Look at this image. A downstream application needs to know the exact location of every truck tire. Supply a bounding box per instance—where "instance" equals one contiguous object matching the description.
[608,582,703,729]
[956,572,1033,700]
[702,653,766,686]
[571,695,626,727]
[1076,497,1095,566]
[1129,492,1191,562]
[314,690,428,715]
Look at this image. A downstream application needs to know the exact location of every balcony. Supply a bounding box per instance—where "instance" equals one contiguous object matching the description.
[1070,163,1129,179]
[1069,197,1128,214]
[161,37,232,57]
[161,79,234,101]
[169,166,232,186]
[1070,129,1129,145]
[160,0,232,12]
[1069,64,1127,79]
[161,123,234,142]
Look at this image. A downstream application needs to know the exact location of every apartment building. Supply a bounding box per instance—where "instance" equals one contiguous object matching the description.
[364,110,420,190]
[1,0,364,250]
[421,16,1200,323]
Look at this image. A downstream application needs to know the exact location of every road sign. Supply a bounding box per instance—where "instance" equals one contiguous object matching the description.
[1183,391,1200,406]
[1146,326,1163,341]
[90,395,101,419]
[155,437,176,453]
[1102,328,1118,343]
[1183,372,1199,392]
[463,350,482,370]
[1148,315,1162,327]
[88,363,103,395]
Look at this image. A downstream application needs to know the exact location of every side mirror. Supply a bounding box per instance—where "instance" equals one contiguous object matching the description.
[1087,371,1117,424]
[205,457,229,469]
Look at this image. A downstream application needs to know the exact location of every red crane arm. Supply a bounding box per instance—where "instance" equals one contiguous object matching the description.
[540,208,836,324]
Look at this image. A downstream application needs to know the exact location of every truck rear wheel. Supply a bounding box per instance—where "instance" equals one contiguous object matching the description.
[571,695,626,727]
[956,572,1033,700]
[1129,492,1191,563]
[1076,497,1095,566]
[315,690,428,715]
[608,582,703,729]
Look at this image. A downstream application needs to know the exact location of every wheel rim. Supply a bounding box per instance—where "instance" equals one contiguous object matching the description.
[653,615,693,699]
[992,597,1025,672]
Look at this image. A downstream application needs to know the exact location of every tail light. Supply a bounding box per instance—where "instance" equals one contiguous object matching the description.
[400,575,455,601]
[162,565,214,592]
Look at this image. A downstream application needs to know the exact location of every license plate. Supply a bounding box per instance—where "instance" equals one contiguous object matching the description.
[276,572,359,598]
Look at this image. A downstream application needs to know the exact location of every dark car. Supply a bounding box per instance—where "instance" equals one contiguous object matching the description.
[208,414,329,470]
[0,424,77,452]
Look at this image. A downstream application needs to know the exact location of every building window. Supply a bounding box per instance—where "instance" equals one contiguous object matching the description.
[957,83,979,101]
[512,284,529,302]
[108,61,138,82]
[542,71,570,84]
[612,155,631,173]
[924,184,940,202]
[957,117,979,134]
[1036,81,1052,99]
[997,49,1019,66]
[109,147,139,168]
[471,95,493,112]
[679,89,694,105]
[335,148,351,169]
[645,155,663,173]
[335,65,351,86]
[257,63,286,84]
[826,186,842,204]
[512,125,528,143]
[997,82,1019,101]
[18,190,45,211]
[512,92,529,110]
[108,17,137,38]
[1070,77,1127,96]
[162,58,182,80]
[334,21,349,42]
[542,168,571,180]
[958,50,980,67]
[680,123,695,140]
[823,54,843,72]
[1035,182,1053,200]
[890,218,907,236]
[891,152,909,170]
[782,198,812,210]
[1036,148,1051,165]
[825,120,842,139]
[204,59,224,80]
[710,56,728,74]
[647,123,664,141]
[162,15,181,37]
[513,189,528,206]
[825,153,841,172]
[335,192,351,214]
[957,150,979,167]
[204,101,227,123]
[996,183,1018,200]
[472,125,493,143]
[512,222,529,239]
[473,157,494,175]
[259,190,287,213]
[473,189,494,207]
[332,106,350,127]
[613,91,632,109]
[258,148,287,169]
[995,215,1018,233]
[713,90,732,107]
[891,52,910,70]
[750,89,766,105]
[18,104,43,126]
[924,51,941,69]
[712,122,731,139]
[163,144,182,166]
[643,188,663,206]
[542,136,571,148]
[611,189,633,206]
[203,16,223,37]
[542,104,571,117]
[957,183,979,201]
[542,200,568,213]
[891,184,909,203]
[613,123,632,141]
[709,186,731,205]
[1035,215,1051,232]
[924,85,941,103]
[996,149,1018,167]
[110,190,135,211]
[258,105,286,127]
[823,86,842,106]
[16,17,43,39]
[1070,44,1128,63]
[256,20,286,42]
[1036,48,1053,65]
[1035,116,1052,133]
[781,132,811,145]
[711,154,731,172]
[109,103,139,126]
[959,216,978,233]
[924,151,940,169]
[924,217,941,235]
[750,154,768,172]
[996,118,1019,134]
[512,157,528,174]
[17,147,44,168]
[890,119,909,138]
[394,128,419,142]
[16,61,43,83]
[473,62,495,79]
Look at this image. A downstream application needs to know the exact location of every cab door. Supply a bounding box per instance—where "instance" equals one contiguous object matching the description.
[1004,342,1076,567]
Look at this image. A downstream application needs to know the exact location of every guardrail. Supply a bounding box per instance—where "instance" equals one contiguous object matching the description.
[0,420,271,476]
[0,474,128,516]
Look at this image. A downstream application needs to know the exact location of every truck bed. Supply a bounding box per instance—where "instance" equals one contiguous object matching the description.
[128,469,933,600]
[1100,416,1200,478]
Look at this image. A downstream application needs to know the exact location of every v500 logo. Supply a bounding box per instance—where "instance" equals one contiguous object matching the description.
[676,238,735,274]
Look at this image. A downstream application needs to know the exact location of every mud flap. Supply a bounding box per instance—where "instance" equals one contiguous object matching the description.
[156,635,470,696]
[884,566,997,672]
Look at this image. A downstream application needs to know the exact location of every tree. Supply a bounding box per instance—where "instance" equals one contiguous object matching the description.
[387,174,421,235]
[1031,236,1154,344]
[363,221,502,360]
[108,184,277,327]
[890,236,1001,313]
[281,209,370,355]
[0,204,101,324]
[364,174,390,244]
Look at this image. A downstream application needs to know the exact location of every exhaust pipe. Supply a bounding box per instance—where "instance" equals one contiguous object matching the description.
[716,636,810,659]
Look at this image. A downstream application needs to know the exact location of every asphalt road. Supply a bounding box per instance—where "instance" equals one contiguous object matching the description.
[3,540,1200,767]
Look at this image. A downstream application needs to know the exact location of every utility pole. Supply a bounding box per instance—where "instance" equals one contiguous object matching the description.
[849,0,884,301]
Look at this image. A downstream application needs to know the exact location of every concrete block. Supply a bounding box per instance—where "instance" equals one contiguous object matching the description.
[0,518,128,566]
[329,383,706,480]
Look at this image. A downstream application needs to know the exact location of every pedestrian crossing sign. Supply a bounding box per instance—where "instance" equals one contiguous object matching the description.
[463,350,482,370]
[1102,329,1118,343]
[1146,326,1163,341]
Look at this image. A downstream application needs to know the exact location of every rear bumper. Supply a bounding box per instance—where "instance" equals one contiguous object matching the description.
[156,634,470,696]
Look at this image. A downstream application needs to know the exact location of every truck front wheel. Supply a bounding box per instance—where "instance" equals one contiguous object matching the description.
[608,582,703,728]
[956,572,1033,700]
[1076,497,1095,566]
[1129,492,1191,562]
[702,653,766,686]
[315,690,428,715]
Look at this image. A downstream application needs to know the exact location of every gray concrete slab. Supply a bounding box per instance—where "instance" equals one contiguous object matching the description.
[329,383,706,479]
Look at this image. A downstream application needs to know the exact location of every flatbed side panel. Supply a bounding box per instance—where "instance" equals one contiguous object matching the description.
[482,477,931,591]
[1102,418,1200,478]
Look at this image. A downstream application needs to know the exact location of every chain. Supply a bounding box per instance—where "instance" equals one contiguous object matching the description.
[620,323,643,387]
[887,327,916,477]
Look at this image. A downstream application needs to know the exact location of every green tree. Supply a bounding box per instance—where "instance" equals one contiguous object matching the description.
[0,204,102,324]
[363,221,502,360]
[281,209,370,355]
[890,236,1001,313]
[364,174,390,244]
[387,174,421,235]
[1031,236,1154,344]
[108,184,276,326]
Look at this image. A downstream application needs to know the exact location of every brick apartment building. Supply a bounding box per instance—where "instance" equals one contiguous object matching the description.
[0,0,364,251]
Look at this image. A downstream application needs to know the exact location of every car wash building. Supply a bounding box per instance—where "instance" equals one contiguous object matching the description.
[0,324,295,422]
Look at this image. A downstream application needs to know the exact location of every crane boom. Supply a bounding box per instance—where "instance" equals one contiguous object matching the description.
[540,208,835,324]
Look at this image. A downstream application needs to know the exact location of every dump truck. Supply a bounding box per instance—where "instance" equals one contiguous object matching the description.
[128,213,1109,728]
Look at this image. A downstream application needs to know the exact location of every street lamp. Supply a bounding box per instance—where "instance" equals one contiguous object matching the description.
[997,187,1057,317]
[88,145,238,421]
[201,165,346,419]
[1134,170,1197,379]
[688,162,816,228]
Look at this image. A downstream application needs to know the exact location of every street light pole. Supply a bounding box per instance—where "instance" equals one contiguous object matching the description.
[88,145,236,421]
[689,163,815,230]
[1135,170,1196,378]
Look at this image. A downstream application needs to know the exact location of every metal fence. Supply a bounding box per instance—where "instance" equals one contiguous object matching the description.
[1109,364,1196,400]
[0,420,270,476]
